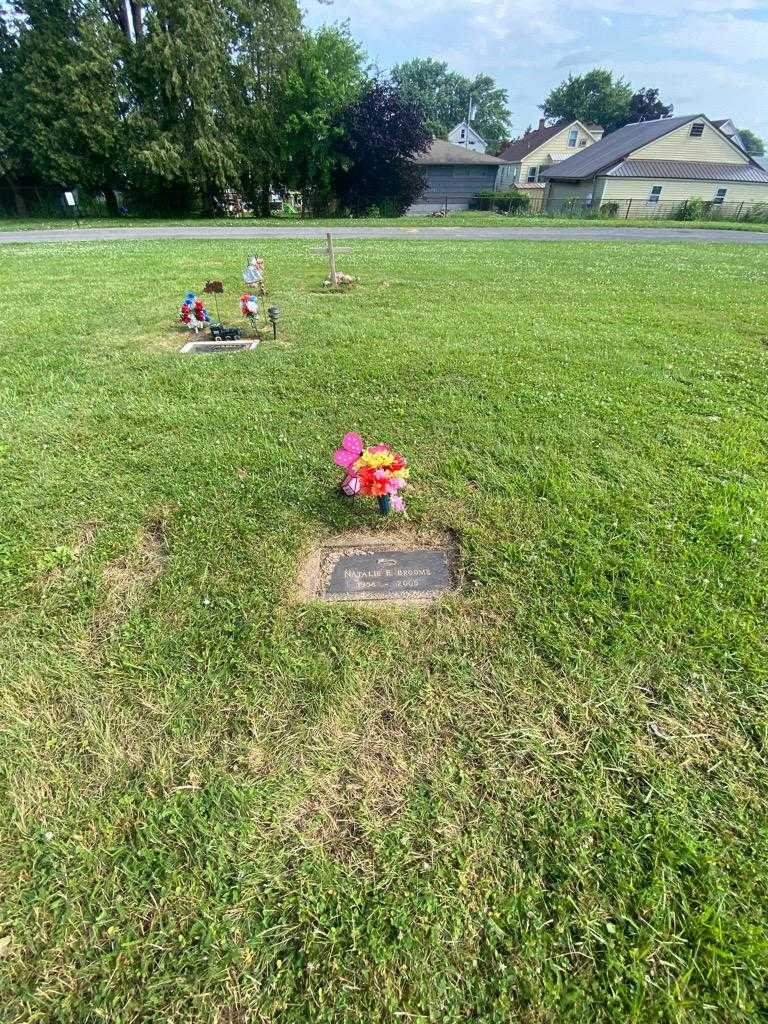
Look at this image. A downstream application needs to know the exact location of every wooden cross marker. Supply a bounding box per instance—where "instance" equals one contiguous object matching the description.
[326,231,337,287]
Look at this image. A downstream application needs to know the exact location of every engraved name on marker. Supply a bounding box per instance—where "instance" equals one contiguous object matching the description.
[323,548,452,600]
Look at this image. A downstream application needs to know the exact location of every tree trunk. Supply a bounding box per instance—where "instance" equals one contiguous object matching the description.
[129,2,143,38]
[10,184,28,217]
[102,186,120,217]
[201,189,216,217]
[260,185,270,218]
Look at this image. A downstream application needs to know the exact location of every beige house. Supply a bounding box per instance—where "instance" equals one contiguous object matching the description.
[497,119,604,190]
[540,114,768,214]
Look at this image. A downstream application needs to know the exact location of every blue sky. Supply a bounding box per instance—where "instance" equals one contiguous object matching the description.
[304,0,768,141]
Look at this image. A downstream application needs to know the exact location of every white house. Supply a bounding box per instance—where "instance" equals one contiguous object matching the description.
[447,121,487,153]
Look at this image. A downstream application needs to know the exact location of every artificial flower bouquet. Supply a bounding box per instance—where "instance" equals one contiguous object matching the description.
[179,292,210,331]
[240,293,259,321]
[334,432,409,514]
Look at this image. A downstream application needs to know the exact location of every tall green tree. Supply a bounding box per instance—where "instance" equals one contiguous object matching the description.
[739,128,764,157]
[7,0,126,209]
[124,0,245,211]
[274,24,366,208]
[0,12,27,212]
[227,0,304,214]
[390,58,511,151]
[542,68,633,133]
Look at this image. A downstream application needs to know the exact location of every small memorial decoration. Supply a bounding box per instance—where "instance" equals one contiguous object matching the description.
[323,271,358,290]
[203,279,224,322]
[179,292,211,332]
[333,433,409,515]
[240,293,259,323]
[243,256,265,292]
[209,323,242,341]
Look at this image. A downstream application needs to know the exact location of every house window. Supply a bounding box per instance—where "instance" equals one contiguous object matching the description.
[460,129,465,139]
[689,122,705,137]
[648,185,663,203]
[713,187,727,204]
[567,128,579,147]
[527,166,539,183]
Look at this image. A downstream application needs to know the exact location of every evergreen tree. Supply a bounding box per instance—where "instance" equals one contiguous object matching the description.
[227,0,304,215]
[125,0,244,212]
[0,12,27,212]
[8,0,126,210]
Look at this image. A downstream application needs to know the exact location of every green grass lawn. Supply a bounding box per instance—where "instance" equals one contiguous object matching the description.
[1,237,767,1022]
[2,211,768,232]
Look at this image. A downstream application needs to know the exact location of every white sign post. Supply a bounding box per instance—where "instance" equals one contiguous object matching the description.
[63,190,80,225]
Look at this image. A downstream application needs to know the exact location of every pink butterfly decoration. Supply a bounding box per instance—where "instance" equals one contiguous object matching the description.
[341,474,361,496]
[333,432,363,468]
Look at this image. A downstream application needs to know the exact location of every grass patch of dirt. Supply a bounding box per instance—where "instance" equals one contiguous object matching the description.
[285,691,433,866]
[93,511,169,635]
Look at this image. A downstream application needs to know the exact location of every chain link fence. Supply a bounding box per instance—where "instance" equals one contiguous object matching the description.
[3,184,767,225]
[469,192,768,223]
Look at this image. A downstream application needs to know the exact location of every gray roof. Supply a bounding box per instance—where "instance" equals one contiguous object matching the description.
[607,159,768,182]
[755,156,768,172]
[539,115,701,180]
[413,139,510,166]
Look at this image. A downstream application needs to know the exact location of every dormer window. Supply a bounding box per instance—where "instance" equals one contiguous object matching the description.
[567,128,579,147]
[690,122,705,137]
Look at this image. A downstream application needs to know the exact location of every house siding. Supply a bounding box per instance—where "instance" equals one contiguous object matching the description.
[632,120,749,164]
[447,123,486,152]
[599,176,768,207]
[546,179,605,208]
[419,165,500,206]
[516,123,599,185]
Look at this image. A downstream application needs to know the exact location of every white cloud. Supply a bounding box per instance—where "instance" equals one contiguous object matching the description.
[662,15,768,61]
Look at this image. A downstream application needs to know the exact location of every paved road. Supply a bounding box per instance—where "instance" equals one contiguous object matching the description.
[2,224,768,245]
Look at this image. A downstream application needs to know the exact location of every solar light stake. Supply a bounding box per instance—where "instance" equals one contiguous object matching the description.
[267,305,280,339]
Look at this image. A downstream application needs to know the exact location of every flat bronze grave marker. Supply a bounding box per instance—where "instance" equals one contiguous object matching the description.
[317,545,455,602]
[180,340,257,354]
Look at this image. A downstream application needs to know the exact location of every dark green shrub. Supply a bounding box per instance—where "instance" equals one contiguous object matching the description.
[600,201,620,217]
[675,197,713,221]
[472,189,531,214]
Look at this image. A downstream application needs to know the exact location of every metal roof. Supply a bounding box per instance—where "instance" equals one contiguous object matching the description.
[607,159,768,182]
[413,139,510,166]
[539,115,700,180]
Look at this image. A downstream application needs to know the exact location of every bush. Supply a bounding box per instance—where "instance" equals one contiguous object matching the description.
[472,190,531,214]
[600,201,620,218]
[742,202,768,223]
[675,197,714,221]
